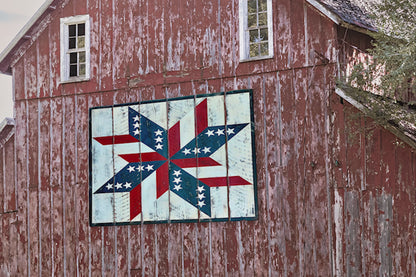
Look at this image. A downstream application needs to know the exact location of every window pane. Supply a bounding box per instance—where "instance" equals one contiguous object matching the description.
[69,38,76,49]
[260,28,268,41]
[70,53,78,64]
[260,42,269,56]
[79,51,86,63]
[78,23,85,36]
[78,36,85,48]
[248,0,257,13]
[248,14,257,28]
[258,12,267,26]
[79,64,86,76]
[249,29,259,43]
[70,64,78,77]
[69,24,76,37]
[258,0,267,12]
[249,44,259,57]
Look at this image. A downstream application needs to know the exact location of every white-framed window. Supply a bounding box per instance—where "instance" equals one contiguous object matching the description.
[60,15,90,83]
[239,0,273,61]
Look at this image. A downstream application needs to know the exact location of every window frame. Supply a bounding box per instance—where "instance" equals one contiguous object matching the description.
[60,14,91,83]
[239,0,274,61]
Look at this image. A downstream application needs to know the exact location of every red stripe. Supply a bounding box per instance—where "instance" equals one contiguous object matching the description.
[195,99,208,135]
[94,135,138,145]
[172,157,221,168]
[156,162,169,198]
[129,185,142,221]
[199,176,251,187]
[119,152,166,163]
[169,121,181,157]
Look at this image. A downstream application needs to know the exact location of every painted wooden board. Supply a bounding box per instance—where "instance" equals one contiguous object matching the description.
[89,90,257,225]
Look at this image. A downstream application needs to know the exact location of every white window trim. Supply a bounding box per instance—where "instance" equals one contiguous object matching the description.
[239,0,274,61]
[60,14,91,83]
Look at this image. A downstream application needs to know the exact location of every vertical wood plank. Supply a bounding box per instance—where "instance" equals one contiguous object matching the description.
[88,93,103,276]
[50,97,64,275]
[27,99,39,276]
[38,29,50,99]
[279,70,299,275]
[75,94,90,275]
[4,137,16,213]
[100,0,114,90]
[293,68,308,276]
[63,95,77,276]
[112,90,130,276]
[13,59,25,101]
[166,84,183,277]
[101,91,117,276]
[219,0,236,76]
[49,16,61,98]
[250,75,267,276]
[24,45,38,99]
[266,72,286,276]
[39,99,52,276]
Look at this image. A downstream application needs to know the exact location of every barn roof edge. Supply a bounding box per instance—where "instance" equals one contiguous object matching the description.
[0,0,56,75]
[336,85,416,150]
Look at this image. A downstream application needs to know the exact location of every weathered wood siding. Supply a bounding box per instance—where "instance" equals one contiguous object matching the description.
[1,0,415,275]
[0,119,17,276]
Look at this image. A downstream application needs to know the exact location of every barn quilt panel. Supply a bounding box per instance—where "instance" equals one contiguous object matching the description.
[89,90,257,225]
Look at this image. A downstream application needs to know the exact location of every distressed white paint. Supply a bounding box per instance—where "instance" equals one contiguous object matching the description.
[140,101,167,131]
[91,194,114,224]
[206,95,225,126]
[91,108,113,192]
[113,106,129,136]
[226,93,251,124]
[169,192,199,221]
[227,127,254,184]
[209,186,229,219]
[229,185,255,218]
[114,193,130,222]
[167,97,195,128]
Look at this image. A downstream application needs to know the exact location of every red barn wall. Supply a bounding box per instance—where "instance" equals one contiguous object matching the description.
[1,0,415,275]
[0,119,17,276]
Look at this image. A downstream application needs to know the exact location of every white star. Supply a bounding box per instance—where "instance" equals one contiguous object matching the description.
[227,128,235,135]
[133,129,140,135]
[197,201,206,208]
[155,143,163,150]
[205,129,214,137]
[182,148,191,155]
[196,186,205,193]
[216,129,224,136]
[173,170,182,177]
[146,164,154,171]
[133,122,140,128]
[173,184,182,191]
[173,177,182,184]
[155,129,163,136]
[136,165,144,172]
[155,137,163,143]
[133,115,140,121]
[106,183,113,190]
[201,147,211,154]
[115,183,123,189]
[127,165,135,173]
[192,148,201,154]
[124,182,132,189]
[197,193,205,200]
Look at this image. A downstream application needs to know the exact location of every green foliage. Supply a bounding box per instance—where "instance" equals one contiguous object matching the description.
[348,0,416,98]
